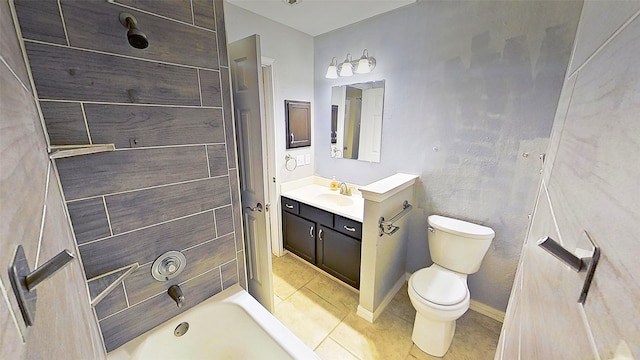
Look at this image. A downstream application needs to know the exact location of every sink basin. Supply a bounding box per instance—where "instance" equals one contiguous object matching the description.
[316,193,354,207]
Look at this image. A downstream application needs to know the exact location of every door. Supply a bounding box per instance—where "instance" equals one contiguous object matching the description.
[317,226,361,288]
[282,212,316,263]
[229,35,273,311]
[358,87,384,162]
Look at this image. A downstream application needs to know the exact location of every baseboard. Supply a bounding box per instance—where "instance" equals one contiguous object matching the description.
[356,273,409,323]
[469,299,505,323]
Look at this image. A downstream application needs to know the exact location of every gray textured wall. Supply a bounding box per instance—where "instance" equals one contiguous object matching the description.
[314,0,582,311]
[0,0,104,358]
[499,2,640,358]
[13,0,244,351]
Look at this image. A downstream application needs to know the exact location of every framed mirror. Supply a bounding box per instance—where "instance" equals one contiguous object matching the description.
[330,80,384,162]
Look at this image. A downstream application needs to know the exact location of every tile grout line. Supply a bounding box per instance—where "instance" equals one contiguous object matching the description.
[0,57,31,94]
[56,0,70,46]
[78,208,218,247]
[23,38,222,72]
[80,102,93,144]
[35,162,52,267]
[122,282,130,308]
[107,0,217,33]
[569,8,640,77]
[38,98,223,109]
[197,68,204,106]
[66,174,228,204]
[205,144,212,177]
[190,0,195,25]
[212,208,219,238]
[102,196,114,236]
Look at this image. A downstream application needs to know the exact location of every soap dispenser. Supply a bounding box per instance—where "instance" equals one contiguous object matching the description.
[330,176,339,191]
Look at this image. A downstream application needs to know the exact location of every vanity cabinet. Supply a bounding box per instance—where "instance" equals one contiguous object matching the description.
[281,196,361,288]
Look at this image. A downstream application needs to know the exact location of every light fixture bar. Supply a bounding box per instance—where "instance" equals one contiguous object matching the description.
[325,49,376,79]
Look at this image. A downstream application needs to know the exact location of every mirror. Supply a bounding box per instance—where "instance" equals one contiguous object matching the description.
[330,80,385,162]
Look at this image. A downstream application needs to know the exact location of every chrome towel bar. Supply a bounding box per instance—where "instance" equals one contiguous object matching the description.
[378,200,413,237]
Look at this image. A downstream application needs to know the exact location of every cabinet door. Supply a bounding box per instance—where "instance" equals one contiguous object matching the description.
[317,226,361,288]
[285,100,311,148]
[283,212,315,263]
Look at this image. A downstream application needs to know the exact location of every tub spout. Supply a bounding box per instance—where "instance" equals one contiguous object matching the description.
[168,285,184,308]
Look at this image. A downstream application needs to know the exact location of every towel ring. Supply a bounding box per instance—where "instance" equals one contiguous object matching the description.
[285,154,297,171]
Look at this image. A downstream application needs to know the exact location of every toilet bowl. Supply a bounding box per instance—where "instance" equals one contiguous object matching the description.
[408,215,494,357]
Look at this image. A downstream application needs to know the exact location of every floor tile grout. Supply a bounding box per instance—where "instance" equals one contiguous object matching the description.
[272,253,502,360]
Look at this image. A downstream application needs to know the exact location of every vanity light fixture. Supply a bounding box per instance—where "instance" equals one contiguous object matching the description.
[325,49,376,79]
[325,57,339,79]
[355,49,376,74]
[339,53,354,77]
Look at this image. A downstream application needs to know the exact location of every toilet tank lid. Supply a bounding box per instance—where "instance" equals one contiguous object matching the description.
[428,215,495,239]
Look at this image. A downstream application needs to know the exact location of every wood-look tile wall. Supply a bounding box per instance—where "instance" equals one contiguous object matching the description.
[1,0,104,357]
[14,0,245,352]
[497,4,640,359]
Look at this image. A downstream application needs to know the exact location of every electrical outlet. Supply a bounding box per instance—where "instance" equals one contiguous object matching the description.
[296,155,304,166]
[305,154,311,164]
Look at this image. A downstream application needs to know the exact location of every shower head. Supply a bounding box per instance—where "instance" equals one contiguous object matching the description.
[119,12,148,49]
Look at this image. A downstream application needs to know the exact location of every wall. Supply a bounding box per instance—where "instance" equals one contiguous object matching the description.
[13,0,245,352]
[0,0,104,358]
[314,0,582,311]
[224,3,314,183]
[498,2,640,358]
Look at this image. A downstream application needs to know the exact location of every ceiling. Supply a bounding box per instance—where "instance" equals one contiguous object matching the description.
[226,0,416,37]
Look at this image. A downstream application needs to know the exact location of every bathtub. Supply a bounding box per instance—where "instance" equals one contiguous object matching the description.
[107,285,319,359]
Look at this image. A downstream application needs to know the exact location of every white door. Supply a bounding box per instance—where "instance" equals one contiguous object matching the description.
[229,35,273,311]
[358,87,384,162]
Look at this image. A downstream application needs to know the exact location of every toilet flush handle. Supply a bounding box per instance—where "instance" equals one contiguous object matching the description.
[427,226,435,233]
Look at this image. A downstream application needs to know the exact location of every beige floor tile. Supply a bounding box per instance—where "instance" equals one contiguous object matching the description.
[275,287,347,350]
[305,273,360,314]
[330,310,414,360]
[315,337,360,360]
[387,282,416,323]
[272,253,318,300]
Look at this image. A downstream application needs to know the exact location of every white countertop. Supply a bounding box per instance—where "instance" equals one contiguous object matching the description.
[280,180,364,222]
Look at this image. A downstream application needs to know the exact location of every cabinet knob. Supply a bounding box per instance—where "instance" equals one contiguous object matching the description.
[309,226,314,238]
[319,228,324,241]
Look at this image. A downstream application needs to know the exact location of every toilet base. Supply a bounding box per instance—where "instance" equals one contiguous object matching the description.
[411,312,456,357]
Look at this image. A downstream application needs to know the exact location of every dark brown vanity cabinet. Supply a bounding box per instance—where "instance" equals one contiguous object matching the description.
[281,197,362,288]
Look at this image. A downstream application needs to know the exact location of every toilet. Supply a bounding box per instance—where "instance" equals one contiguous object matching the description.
[408,215,495,357]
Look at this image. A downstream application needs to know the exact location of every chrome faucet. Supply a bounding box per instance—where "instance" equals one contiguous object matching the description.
[339,182,352,196]
[168,285,184,308]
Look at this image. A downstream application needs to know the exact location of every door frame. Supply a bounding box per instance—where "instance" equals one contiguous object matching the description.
[260,57,284,257]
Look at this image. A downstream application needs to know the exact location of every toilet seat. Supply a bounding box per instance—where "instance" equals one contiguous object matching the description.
[409,267,467,306]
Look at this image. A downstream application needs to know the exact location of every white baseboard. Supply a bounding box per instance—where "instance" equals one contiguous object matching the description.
[469,299,505,323]
[356,273,409,323]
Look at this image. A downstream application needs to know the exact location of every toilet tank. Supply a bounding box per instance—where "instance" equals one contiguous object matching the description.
[427,215,495,274]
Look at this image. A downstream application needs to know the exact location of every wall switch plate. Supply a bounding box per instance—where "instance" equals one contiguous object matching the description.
[304,154,311,164]
[296,155,304,166]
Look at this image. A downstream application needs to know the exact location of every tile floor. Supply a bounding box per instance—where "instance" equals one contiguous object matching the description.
[272,253,503,360]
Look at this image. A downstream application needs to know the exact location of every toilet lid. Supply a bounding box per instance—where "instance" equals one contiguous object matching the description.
[410,268,467,306]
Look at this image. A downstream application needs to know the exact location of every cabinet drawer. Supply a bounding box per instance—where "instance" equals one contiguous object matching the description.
[299,203,333,227]
[281,197,299,214]
[335,215,362,239]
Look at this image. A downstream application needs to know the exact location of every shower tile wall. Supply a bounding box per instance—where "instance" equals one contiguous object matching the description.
[497,3,640,358]
[1,0,104,358]
[13,0,244,352]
